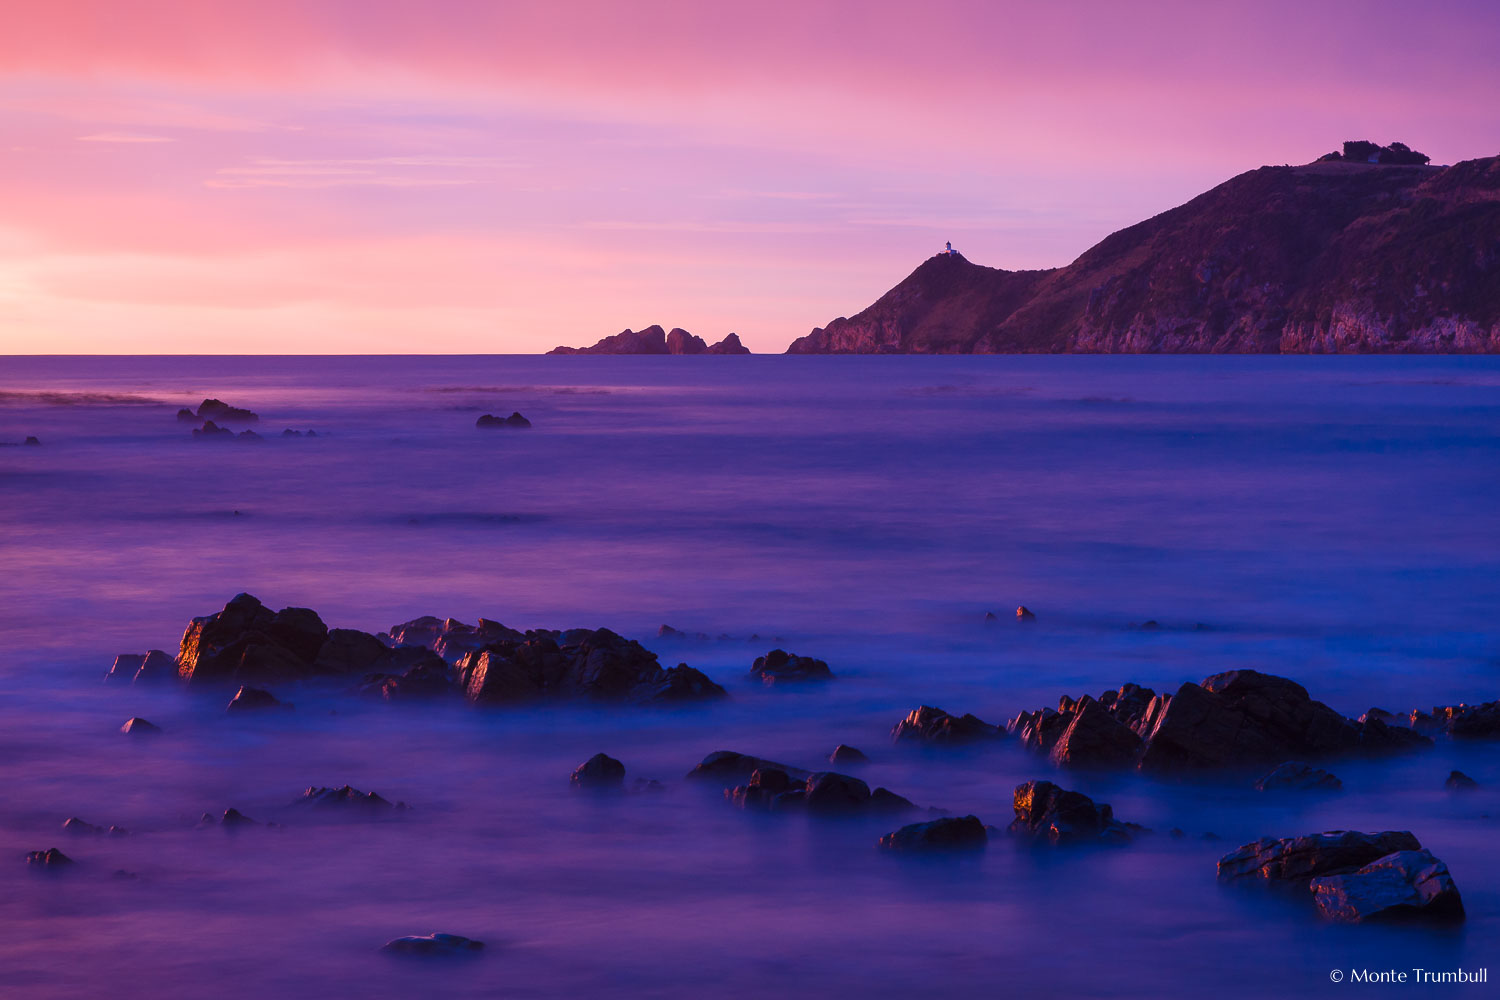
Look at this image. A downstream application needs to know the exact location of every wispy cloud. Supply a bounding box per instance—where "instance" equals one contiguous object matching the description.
[76,131,174,143]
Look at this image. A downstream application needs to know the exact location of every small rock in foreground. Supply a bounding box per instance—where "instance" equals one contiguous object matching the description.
[226,686,290,713]
[1310,849,1465,924]
[1009,780,1143,845]
[829,744,868,764]
[1217,830,1422,884]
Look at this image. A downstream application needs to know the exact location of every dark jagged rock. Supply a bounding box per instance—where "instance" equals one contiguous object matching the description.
[357,653,453,702]
[214,808,259,827]
[105,653,144,683]
[892,705,1003,745]
[107,650,177,685]
[380,933,484,956]
[687,751,810,786]
[1310,850,1465,924]
[475,411,531,429]
[829,744,868,764]
[385,616,525,663]
[803,772,871,814]
[22,435,40,445]
[749,649,833,685]
[786,153,1500,355]
[226,685,289,713]
[1009,780,1143,845]
[1015,671,1430,773]
[176,407,197,422]
[237,429,261,441]
[571,753,627,790]
[878,815,988,852]
[1445,770,1479,790]
[548,325,751,355]
[63,818,127,836]
[313,628,390,675]
[294,785,405,811]
[26,848,74,868]
[196,398,258,422]
[1255,761,1343,792]
[1217,830,1422,884]
[1015,605,1036,621]
[177,594,326,685]
[1048,696,1143,768]
[727,768,916,817]
[120,717,162,736]
[191,420,234,439]
[456,628,725,705]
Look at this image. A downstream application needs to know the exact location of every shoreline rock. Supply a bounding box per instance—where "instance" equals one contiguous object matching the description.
[749,649,833,685]
[1009,780,1143,845]
[892,705,1004,745]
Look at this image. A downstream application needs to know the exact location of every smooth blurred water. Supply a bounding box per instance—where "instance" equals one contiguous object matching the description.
[0,355,1497,998]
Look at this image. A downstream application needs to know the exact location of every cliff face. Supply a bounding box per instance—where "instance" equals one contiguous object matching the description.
[787,156,1500,354]
[549,326,751,355]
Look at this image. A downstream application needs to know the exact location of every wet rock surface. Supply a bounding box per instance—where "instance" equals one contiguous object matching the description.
[749,649,833,685]
[1310,850,1465,924]
[891,705,1003,745]
[879,815,988,852]
[1217,830,1423,884]
[1008,780,1143,845]
[1254,761,1342,792]
[829,744,868,764]
[571,753,627,790]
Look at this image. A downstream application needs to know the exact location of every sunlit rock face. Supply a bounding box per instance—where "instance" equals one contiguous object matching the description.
[177,594,328,685]
[890,705,1003,744]
[1008,780,1143,845]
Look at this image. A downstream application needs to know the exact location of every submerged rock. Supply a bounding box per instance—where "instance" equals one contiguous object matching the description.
[1254,761,1343,792]
[226,685,290,713]
[293,785,405,811]
[380,933,484,956]
[1015,606,1036,621]
[571,753,627,790]
[1217,830,1422,884]
[891,705,1003,745]
[191,420,234,439]
[1310,850,1465,924]
[26,848,74,868]
[1009,780,1143,845]
[749,649,833,685]
[475,412,531,429]
[878,815,988,852]
[726,767,916,817]
[687,751,810,786]
[829,744,868,764]
[1445,770,1479,790]
[120,717,162,736]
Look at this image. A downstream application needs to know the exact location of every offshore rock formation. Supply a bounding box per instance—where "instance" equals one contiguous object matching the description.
[123,595,727,709]
[891,705,1004,744]
[748,649,833,685]
[1008,780,1144,845]
[1008,671,1430,772]
[1218,830,1422,884]
[549,325,751,355]
[787,152,1500,354]
[725,767,917,816]
[878,815,988,852]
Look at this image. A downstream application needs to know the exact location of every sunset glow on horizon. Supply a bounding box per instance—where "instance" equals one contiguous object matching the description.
[2,0,1498,354]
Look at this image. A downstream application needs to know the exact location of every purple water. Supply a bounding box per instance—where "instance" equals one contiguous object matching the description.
[1,355,1496,998]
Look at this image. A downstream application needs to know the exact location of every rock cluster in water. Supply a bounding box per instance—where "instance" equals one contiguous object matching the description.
[112,594,727,709]
[1007,670,1431,771]
[1009,780,1144,845]
[749,649,833,685]
[891,705,1003,744]
[475,412,531,429]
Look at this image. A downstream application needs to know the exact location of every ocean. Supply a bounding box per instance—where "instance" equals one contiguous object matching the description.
[0,354,1496,998]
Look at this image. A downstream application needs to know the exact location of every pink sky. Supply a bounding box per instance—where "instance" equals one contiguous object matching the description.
[1,0,1497,354]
